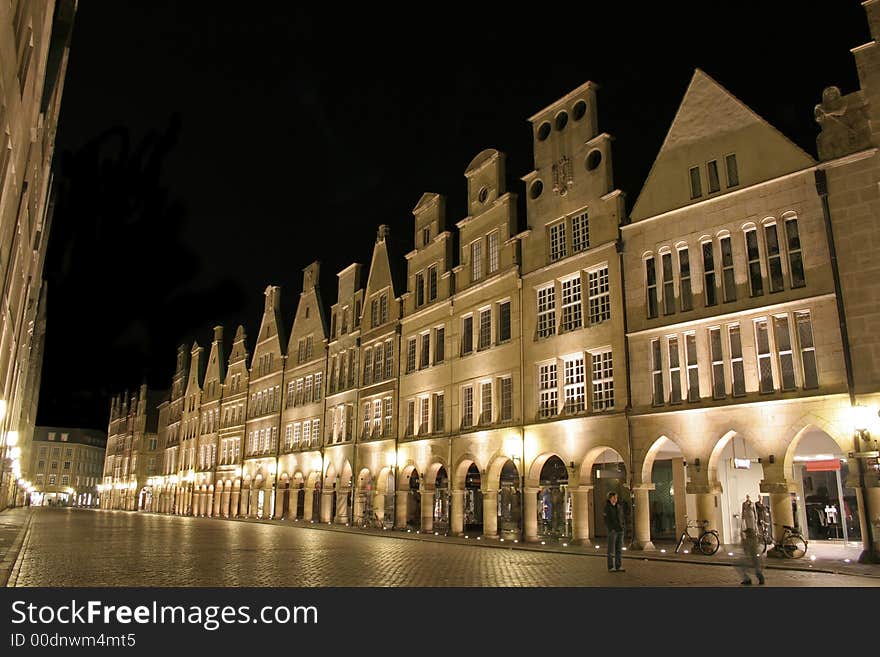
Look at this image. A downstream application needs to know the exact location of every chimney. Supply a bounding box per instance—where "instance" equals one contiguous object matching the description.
[213,325,224,343]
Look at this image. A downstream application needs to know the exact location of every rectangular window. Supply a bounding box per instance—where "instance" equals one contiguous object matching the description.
[591,351,614,411]
[537,285,556,338]
[498,300,511,342]
[500,377,513,422]
[729,324,746,397]
[478,308,492,350]
[662,253,675,315]
[428,265,438,301]
[420,333,430,369]
[651,339,664,406]
[383,397,393,436]
[796,311,818,389]
[668,336,682,404]
[588,267,611,324]
[302,421,311,447]
[572,212,590,252]
[707,160,720,193]
[488,231,499,274]
[314,372,323,401]
[362,404,371,438]
[363,349,373,385]
[709,327,726,400]
[720,236,735,303]
[480,382,492,425]
[563,357,586,414]
[374,399,383,436]
[285,424,292,450]
[406,400,415,436]
[415,272,425,307]
[312,419,320,446]
[539,363,558,418]
[745,228,763,297]
[373,342,383,382]
[646,257,658,319]
[380,293,388,324]
[471,240,483,281]
[764,223,784,293]
[786,217,805,288]
[561,276,583,332]
[725,154,739,187]
[434,327,445,364]
[702,241,717,307]
[689,166,702,199]
[678,247,692,312]
[419,397,430,434]
[685,333,699,402]
[755,318,774,393]
[406,337,417,374]
[462,386,474,430]
[384,340,393,380]
[774,315,796,391]
[550,221,567,262]
[303,376,312,405]
[295,379,304,406]
[433,393,445,432]
[461,316,474,355]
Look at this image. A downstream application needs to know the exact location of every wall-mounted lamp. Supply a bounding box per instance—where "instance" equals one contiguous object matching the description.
[768,454,775,464]
[693,458,701,472]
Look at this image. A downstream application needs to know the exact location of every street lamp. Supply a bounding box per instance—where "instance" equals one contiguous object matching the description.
[850,404,879,564]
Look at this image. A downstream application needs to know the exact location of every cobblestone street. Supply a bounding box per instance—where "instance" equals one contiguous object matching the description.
[2,507,877,587]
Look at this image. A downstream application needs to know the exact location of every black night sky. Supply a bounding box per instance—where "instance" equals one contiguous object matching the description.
[36,2,869,430]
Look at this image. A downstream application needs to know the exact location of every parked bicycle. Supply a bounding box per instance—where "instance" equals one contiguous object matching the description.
[359,512,385,530]
[674,517,720,555]
[772,524,808,559]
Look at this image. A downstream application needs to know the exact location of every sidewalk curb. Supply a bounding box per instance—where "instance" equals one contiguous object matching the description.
[0,509,33,587]
[96,507,880,580]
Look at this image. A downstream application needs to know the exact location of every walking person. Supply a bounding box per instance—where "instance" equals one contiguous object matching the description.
[736,494,765,585]
[604,491,626,572]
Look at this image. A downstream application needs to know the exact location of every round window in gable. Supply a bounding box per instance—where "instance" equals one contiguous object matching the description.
[478,186,489,204]
[586,149,602,171]
[555,111,568,131]
[530,179,544,200]
[572,100,587,121]
[537,122,551,141]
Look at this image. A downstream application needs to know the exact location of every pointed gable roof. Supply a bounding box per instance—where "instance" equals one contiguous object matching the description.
[205,326,226,385]
[630,69,815,221]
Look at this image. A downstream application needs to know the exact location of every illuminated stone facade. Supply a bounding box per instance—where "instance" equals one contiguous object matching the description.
[113,3,880,557]
[0,0,75,509]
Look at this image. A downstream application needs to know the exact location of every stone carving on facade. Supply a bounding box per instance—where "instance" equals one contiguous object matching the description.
[551,156,574,196]
[815,86,871,160]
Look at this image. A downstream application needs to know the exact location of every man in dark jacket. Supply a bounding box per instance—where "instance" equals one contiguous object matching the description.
[604,491,626,572]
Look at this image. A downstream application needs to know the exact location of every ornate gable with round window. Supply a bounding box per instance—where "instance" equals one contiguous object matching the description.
[555,111,568,131]
[537,122,551,141]
[572,100,587,121]
[530,180,544,200]
[586,149,602,171]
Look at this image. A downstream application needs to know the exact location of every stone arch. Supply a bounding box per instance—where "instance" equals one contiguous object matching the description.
[452,453,480,489]
[323,463,337,488]
[376,466,394,494]
[578,445,627,485]
[399,462,419,489]
[526,452,565,488]
[640,434,687,485]
[782,415,851,478]
[486,454,517,491]
[423,459,449,492]
[707,428,761,488]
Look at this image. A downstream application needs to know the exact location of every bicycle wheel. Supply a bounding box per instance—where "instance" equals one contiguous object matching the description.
[782,534,807,559]
[674,533,686,553]
[698,531,720,555]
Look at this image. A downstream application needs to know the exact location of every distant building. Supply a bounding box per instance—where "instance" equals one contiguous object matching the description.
[0,0,77,510]
[28,426,105,507]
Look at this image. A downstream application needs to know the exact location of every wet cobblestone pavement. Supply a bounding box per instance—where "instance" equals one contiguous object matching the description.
[7,508,880,587]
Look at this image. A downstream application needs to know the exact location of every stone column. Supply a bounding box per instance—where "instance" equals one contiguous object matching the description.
[695,492,719,533]
[229,488,239,517]
[524,487,539,542]
[482,489,498,538]
[320,490,334,523]
[274,487,286,520]
[395,491,408,528]
[762,480,794,545]
[570,485,592,544]
[221,488,230,517]
[450,489,464,536]
[336,487,350,524]
[303,486,315,521]
[858,484,880,562]
[672,458,688,539]
[420,490,434,533]
[212,488,221,517]
[250,488,260,518]
[631,484,656,550]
